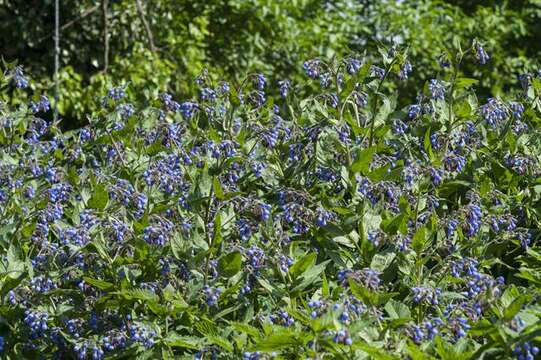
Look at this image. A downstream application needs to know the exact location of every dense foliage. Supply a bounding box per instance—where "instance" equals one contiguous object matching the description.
[3,0,541,126]
[1,41,541,359]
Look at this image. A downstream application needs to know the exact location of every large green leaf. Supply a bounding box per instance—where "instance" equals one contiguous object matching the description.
[289,252,317,279]
[218,251,242,278]
[254,330,302,351]
[87,183,109,210]
[351,146,377,174]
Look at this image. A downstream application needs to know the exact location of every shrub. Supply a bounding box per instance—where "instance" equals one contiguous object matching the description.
[0,45,540,359]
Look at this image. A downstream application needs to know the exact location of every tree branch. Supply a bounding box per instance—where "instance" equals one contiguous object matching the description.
[135,0,156,52]
[37,4,100,43]
[102,0,109,73]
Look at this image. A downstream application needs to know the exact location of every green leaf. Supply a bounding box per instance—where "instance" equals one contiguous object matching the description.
[229,321,261,338]
[208,335,234,352]
[115,288,159,302]
[406,341,435,360]
[503,294,531,320]
[87,183,109,210]
[6,245,25,279]
[412,226,426,253]
[213,177,224,200]
[257,278,277,294]
[254,330,301,351]
[374,95,394,126]
[83,277,114,290]
[289,252,317,279]
[455,77,478,89]
[351,146,377,174]
[434,336,451,359]
[21,222,36,238]
[384,299,411,320]
[353,342,398,360]
[454,99,472,118]
[438,180,472,199]
[363,212,382,232]
[424,128,433,160]
[348,278,375,304]
[322,271,330,297]
[211,213,223,250]
[291,260,330,294]
[145,141,166,156]
[371,252,396,272]
[348,278,397,306]
[367,164,391,182]
[165,334,202,350]
[218,251,242,278]
[382,213,408,235]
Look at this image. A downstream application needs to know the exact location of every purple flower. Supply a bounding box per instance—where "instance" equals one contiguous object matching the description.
[303,58,321,79]
[475,43,490,65]
[278,80,290,98]
[429,79,445,100]
[12,66,28,88]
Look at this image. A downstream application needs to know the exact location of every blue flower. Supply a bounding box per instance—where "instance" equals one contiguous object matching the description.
[509,101,524,118]
[243,351,262,360]
[30,95,50,113]
[180,101,198,118]
[128,324,156,348]
[12,66,29,88]
[513,342,539,360]
[411,286,441,305]
[278,80,290,98]
[463,203,482,238]
[75,343,88,359]
[270,310,295,327]
[392,119,408,135]
[249,90,266,107]
[315,208,333,227]
[278,255,293,272]
[353,91,368,107]
[475,43,490,65]
[333,330,352,345]
[408,104,421,118]
[429,167,444,186]
[79,127,92,142]
[108,86,126,101]
[517,231,532,249]
[370,65,385,79]
[237,218,252,241]
[200,87,217,102]
[399,61,413,80]
[245,246,265,269]
[480,98,507,128]
[429,79,445,100]
[143,219,173,246]
[303,58,321,79]
[218,81,230,94]
[344,57,361,74]
[251,161,266,178]
[24,310,49,338]
[257,203,272,221]
[253,73,267,90]
[116,103,135,119]
[444,154,466,173]
[261,128,279,148]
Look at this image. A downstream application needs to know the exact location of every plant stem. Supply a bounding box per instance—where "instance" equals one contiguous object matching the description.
[368,58,397,147]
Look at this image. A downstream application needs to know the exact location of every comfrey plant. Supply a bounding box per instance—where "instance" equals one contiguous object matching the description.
[0,43,540,359]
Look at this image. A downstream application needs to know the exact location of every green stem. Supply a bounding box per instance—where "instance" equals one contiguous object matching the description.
[368,58,397,147]
[203,178,215,285]
[445,55,462,154]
